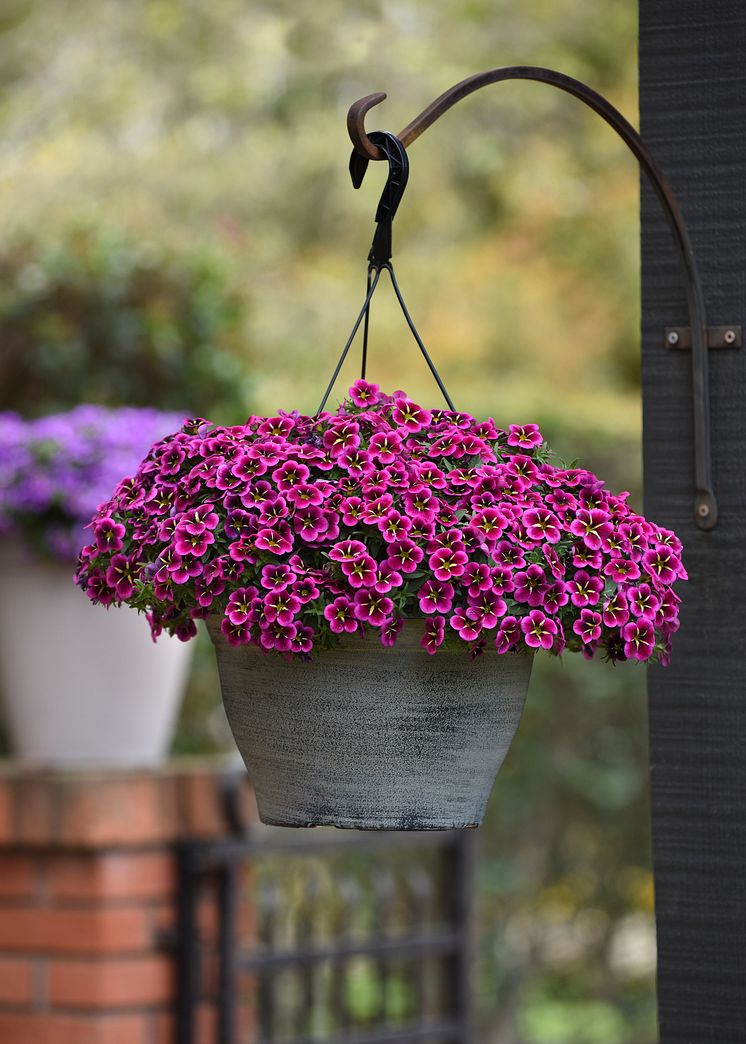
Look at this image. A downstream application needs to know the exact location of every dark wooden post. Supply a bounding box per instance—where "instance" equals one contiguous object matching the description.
[640,4,746,1040]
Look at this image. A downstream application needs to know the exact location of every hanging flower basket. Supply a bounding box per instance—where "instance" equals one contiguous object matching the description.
[75,382,686,826]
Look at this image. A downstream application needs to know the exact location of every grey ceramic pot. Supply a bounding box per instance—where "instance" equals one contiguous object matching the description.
[207,617,533,830]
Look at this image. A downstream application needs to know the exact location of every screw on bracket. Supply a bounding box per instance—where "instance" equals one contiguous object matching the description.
[665,325,742,350]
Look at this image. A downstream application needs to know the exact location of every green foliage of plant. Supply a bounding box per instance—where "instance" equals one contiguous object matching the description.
[0,225,252,421]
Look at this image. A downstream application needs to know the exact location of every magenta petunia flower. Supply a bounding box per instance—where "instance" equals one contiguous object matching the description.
[520,610,558,650]
[495,616,521,653]
[450,608,482,642]
[323,596,358,634]
[627,582,661,620]
[104,554,138,599]
[466,591,507,629]
[391,397,432,432]
[604,558,641,584]
[642,544,681,586]
[368,431,403,464]
[260,563,296,592]
[341,554,378,588]
[603,590,630,628]
[226,587,259,626]
[507,423,543,450]
[622,619,655,661]
[421,616,445,655]
[372,562,403,594]
[93,517,126,553]
[417,579,454,615]
[573,609,602,644]
[255,523,294,555]
[523,507,561,544]
[513,564,548,607]
[471,508,508,543]
[349,379,380,408]
[380,615,404,647]
[569,508,614,552]
[353,590,394,627]
[567,569,604,608]
[263,590,302,626]
[386,538,424,574]
[429,546,468,581]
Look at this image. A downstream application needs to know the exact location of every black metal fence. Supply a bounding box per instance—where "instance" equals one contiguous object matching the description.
[176,819,474,1044]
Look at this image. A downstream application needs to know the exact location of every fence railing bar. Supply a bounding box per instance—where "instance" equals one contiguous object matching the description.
[175,842,202,1044]
[252,1018,462,1044]
[238,927,461,971]
[190,829,465,870]
[216,862,240,1044]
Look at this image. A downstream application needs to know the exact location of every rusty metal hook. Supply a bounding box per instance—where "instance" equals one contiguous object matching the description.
[346,66,719,530]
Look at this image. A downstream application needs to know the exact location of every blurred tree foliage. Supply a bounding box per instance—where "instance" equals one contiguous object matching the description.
[0,1,655,1039]
[0,224,252,420]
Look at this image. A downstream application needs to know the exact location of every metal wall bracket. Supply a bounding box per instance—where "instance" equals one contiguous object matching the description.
[665,325,742,350]
[346,67,727,529]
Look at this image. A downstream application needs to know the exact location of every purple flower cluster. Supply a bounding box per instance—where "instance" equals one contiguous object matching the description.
[0,407,184,560]
[75,382,686,663]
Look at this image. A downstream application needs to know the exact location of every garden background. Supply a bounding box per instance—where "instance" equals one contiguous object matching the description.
[0,1,653,1040]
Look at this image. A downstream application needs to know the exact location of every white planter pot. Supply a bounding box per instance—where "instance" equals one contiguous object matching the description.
[0,547,192,766]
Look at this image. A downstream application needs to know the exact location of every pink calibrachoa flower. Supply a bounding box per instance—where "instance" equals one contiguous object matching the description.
[495,616,521,653]
[570,508,614,552]
[642,544,682,585]
[627,582,661,620]
[421,616,445,655]
[380,615,404,647]
[391,397,432,432]
[520,610,558,650]
[568,570,604,608]
[622,619,656,661]
[429,546,468,581]
[523,507,561,544]
[323,597,358,634]
[513,565,549,608]
[74,382,685,665]
[353,590,394,627]
[573,609,602,645]
[93,517,126,553]
[417,579,454,615]
[450,608,482,642]
[350,379,380,408]
[226,587,259,626]
[507,423,543,450]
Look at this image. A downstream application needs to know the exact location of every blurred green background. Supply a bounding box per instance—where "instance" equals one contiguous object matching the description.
[0,1,654,1040]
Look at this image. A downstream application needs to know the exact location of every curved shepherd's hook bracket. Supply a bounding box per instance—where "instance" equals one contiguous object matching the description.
[347,66,740,531]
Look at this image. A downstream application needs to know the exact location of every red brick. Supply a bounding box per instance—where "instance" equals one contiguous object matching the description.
[49,956,173,1008]
[178,771,223,837]
[48,852,176,902]
[154,1004,235,1044]
[0,906,152,954]
[0,854,40,899]
[0,957,35,1006]
[0,1012,150,1044]
[57,778,171,847]
[154,1006,214,1044]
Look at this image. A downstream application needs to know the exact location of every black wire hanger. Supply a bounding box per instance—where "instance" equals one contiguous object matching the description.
[316,130,455,415]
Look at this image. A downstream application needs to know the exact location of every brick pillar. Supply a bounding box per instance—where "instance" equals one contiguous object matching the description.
[0,760,256,1044]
